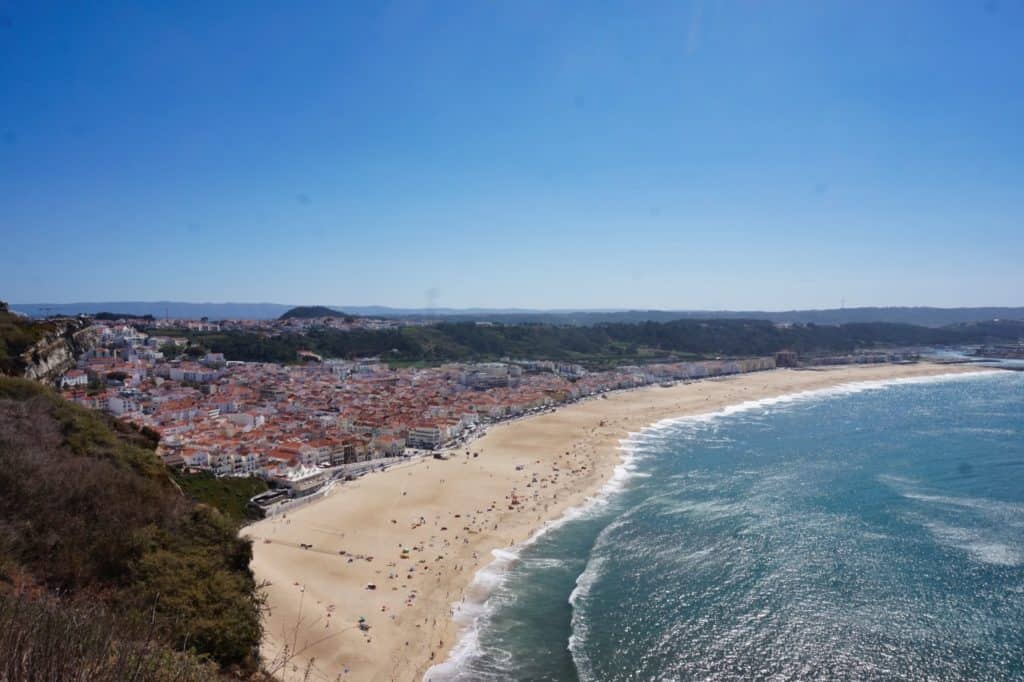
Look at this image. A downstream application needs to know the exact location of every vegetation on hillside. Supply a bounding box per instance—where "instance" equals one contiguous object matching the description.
[401,306,1024,328]
[92,311,156,321]
[0,303,56,376]
[173,470,269,524]
[0,377,262,672]
[278,305,352,320]
[0,592,222,681]
[161,318,1024,368]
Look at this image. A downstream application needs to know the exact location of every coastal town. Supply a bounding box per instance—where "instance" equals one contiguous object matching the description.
[4,2,1020,678]
[2,310,984,681]
[53,315,931,518]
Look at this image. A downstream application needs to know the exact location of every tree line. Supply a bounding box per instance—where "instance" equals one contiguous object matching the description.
[165,318,1024,367]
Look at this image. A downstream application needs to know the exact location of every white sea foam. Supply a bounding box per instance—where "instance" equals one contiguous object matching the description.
[423,543,530,681]
[566,554,604,682]
[880,461,1024,567]
[923,519,1023,566]
[901,492,1024,523]
[881,474,1024,529]
[424,438,648,680]
[566,514,637,682]
[877,473,919,487]
[522,557,570,570]
[426,368,1003,680]
[652,369,1003,431]
[656,498,744,519]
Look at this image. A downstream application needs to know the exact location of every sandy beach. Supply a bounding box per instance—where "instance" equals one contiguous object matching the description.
[245,362,979,681]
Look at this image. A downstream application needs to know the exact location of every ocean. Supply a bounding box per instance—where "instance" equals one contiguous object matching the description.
[427,369,1024,681]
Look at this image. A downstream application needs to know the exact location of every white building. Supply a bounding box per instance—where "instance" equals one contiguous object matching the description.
[61,369,88,388]
[407,425,443,449]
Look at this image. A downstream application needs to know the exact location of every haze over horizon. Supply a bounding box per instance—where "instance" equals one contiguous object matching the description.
[3,2,1022,308]
[9,299,1024,314]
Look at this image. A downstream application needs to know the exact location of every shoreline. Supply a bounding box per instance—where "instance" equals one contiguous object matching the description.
[246,363,987,681]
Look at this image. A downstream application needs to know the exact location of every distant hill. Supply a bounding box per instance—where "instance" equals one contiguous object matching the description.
[11,301,295,320]
[279,305,350,320]
[92,311,156,321]
[11,302,1024,326]
[387,306,1024,327]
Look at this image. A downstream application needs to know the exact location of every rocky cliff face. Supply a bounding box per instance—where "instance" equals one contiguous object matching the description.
[7,317,101,385]
[20,334,77,383]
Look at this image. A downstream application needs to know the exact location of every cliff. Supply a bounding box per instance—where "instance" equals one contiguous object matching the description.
[19,324,78,382]
[14,322,101,384]
[0,302,101,384]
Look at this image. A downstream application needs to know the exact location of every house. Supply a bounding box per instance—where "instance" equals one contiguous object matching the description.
[775,350,798,367]
[266,465,327,497]
[181,448,211,469]
[407,425,443,449]
[61,369,88,388]
[372,434,406,457]
[201,352,227,367]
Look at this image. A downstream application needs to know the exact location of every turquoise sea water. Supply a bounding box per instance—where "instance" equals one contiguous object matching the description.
[428,370,1024,681]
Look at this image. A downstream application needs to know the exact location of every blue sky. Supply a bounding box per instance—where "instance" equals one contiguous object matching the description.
[2,1,1022,309]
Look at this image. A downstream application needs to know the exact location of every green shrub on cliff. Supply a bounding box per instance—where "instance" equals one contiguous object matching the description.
[0,591,222,681]
[0,305,52,376]
[173,470,269,524]
[0,376,263,672]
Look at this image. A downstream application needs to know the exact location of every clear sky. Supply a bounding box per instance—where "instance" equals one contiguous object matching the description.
[2,1,1022,310]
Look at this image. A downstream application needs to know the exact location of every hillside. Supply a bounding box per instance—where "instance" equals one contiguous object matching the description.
[279,304,351,320]
[11,301,296,320]
[166,318,1024,368]
[0,377,262,676]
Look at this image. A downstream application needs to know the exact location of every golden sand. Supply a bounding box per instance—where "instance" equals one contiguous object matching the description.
[246,363,978,681]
